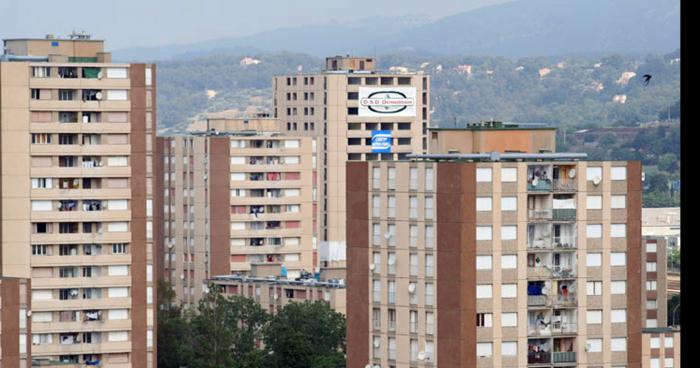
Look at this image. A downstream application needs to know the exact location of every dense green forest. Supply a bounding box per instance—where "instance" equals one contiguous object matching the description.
[156,50,680,206]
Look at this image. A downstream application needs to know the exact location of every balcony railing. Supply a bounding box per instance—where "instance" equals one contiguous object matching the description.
[529,238,552,249]
[551,323,577,335]
[527,266,552,278]
[551,266,576,278]
[553,236,576,249]
[528,325,552,337]
[528,180,552,191]
[553,180,577,192]
[528,352,551,364]
[552,209,577,220]
[552,351,576,363]
[528,209,552,220]
[527,295,549,307]
[552,293,577,307]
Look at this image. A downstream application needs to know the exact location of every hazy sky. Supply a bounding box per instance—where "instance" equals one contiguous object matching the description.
[0,0,512,49]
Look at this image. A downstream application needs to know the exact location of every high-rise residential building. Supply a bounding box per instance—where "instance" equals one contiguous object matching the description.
[0,34,157,367]
[427,121,557,154]
[346,154,643,368]
[158,129,318,304]
[274,55,430,269]
[641,327,680,368]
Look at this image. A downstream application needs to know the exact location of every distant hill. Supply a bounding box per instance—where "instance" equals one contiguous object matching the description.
[114,0,679,61]
[155,49,680,134]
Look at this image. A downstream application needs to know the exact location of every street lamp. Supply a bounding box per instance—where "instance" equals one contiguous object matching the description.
[671,302,681,327]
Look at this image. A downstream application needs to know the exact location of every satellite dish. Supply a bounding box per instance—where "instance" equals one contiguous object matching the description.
[369,264,375,271]
[97,72,103,79]
[167,243,173,249]
[180,274,185,280]
[568,168,576,178]
[27,310,32,317]
[592,176,601,186]
[373,339,380,348]
[384,232,392,240]
[418,351,426,360]
[273,294,279,300]
[95,92,103,100]
[532,177,539,186]
[408,283,416,293]
[585,343,591,352]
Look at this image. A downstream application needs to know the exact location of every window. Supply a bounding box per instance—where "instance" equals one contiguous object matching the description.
[611,281,627,294]
[501,284,517,298]
[587,281,603,295]
[32,245,48,255]
[586,167,602,181]
[476,197,493,211]
[665,358,674,368]
[372,252,381,273]
[108,332,128,342]
[108,265,128,276]
[372,168,381,189]
[388,309,396,331]
[389,337,397,360]
[611,252,626,266]
[501,312,517,327]
[426,312,434,334]
[501,167,517,182]
[108,287,128,298]
[502,342,517,356]
[611,167,627,180]
[31,133,51,144]
[409,167,418,190]
[476,284,492,299]
[477,313,493,327]
[647,319,658,328]
[611,309,626,323]
[477,342,493,357]
[409,225,418,247]
[425,254,434,277]
[387,195,396,217]
[387,280,396,304]
[611,224,627,238]
[650,358,660,368]
[409,253,418,276]
[587,195,602,209]
[611,195,626,208]
[109,309,128,320]
[410,339,418,361]
[106,68,127,78]
[32,178,53,189]
[476,255,493,270]
[476,226,493,240]
[425,283,434,305]
[587,224,602,238]
[388,252,396,275]
[501,225,517,240]
[501,255,517,269]
[112,244,127,254]
[425,197,434,220]
[372,195,380,217]
[31,200,52,211]
[501,197,517,211]
[373,280,381,302]
[107,90,128,101]
[387,167,396,189]
[650,337,660,348]
[587,310,602,324]
[587,338,603,352]
[611,338,626,352]
[476,168,492,182]
[646,299,658,309]
[425,168,434,190]
[646,242,657,253]
[664,337,674,348]
[587,253,602,267]
[646,281,657,291]
[425,225,434,248]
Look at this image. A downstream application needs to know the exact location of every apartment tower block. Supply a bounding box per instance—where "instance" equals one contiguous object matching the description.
[347,156,643,368]
[0,35,157,367]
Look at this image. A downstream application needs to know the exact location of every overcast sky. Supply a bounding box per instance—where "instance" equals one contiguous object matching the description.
[0,0,512,49]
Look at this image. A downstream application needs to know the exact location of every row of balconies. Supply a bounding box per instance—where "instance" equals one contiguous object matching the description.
[528,208,578,221]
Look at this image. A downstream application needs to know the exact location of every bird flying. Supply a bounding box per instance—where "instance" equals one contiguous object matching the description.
[642,74,652,86]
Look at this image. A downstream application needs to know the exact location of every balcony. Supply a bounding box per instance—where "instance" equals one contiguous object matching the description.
[553,180,576,192]
[552,351,576,363]
[528,180,552,192]
[528,209,552,220]
[552,292,577,307]
[552,322,577,336]
[528,237,552,250]
[552,209,576,221]
[551,265,576,279]
[553,236,576,249]
[527,295,550,307]
[527,352,551,365]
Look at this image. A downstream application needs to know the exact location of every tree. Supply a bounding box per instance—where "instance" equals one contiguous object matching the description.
[657,153,678,173]
[264,301,346,368]
[189,286,269,368]
[157,280,193,368]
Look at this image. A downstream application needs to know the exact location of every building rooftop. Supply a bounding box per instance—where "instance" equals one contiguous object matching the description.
[642,207,680,227]
[429,121,556,131]
[210,274,346,289]
[407,152,588,162]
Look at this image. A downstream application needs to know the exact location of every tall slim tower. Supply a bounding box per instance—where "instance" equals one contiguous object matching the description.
[0,34,157,367]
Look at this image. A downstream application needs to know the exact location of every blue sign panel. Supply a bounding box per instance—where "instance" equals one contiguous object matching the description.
[371,130,392,153]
